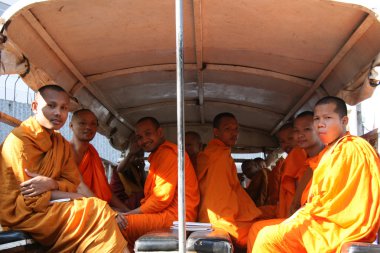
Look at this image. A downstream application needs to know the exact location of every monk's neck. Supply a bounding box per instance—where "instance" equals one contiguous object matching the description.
[70,139,90,165]
[305,142,325,158]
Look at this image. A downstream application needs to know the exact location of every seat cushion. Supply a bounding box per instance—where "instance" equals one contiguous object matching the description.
[341,242,380,253]
[135,229,179,252]
[186,228,233,253]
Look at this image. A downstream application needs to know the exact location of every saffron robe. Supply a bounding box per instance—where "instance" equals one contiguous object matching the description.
[247,153,322,252]
[110,167,144,210]
[276,147,307,218]
[245,169,268,207]
[122,141,199,244]
[79,144,112,202]
[252,134,380,253]
[265,157,284,205]
[0,117,127,252]
[197,139,262,247]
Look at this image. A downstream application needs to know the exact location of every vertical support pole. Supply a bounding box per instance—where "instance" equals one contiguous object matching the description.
[175,0,186,252]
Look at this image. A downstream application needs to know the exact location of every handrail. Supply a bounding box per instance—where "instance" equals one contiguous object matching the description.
[0,111,21,127]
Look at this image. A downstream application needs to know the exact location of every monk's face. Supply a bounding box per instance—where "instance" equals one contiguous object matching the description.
[70,111,98,142]
[135,120,164,152]
[276,128,295,154]
[313,103,348,145]
[185,134,202,157]
[293,116,320,149]
[213,116,239,147]
[31,89,69,131]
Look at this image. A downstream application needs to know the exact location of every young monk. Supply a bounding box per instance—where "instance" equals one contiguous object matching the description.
[242,158,268,207]
[185,131,203,169]
[252,96,380,252]
[120,117,200,246]
[70,109,129,212]
[0,85,128,252]
[110,133,145,210]
[264,123,293,206]
[197,112,262,248]
[259,122,308,219]
[247,110,324,252]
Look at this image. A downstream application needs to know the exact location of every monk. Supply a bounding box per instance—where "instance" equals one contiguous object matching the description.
[120,117,200,246]
[241,158,268,207]
[247,111,324,252]
[252,96,380,252]
[70,109,129,212]
[197,112,262,248]
[264,123,294,206]
[110,133,145,210]
[185,131,203,169]
[0,85,128,252]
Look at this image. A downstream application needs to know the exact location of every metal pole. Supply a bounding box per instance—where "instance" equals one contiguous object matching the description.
[175,0,186,251]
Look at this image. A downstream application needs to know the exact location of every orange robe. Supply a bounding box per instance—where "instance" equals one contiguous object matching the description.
[122,140,199,244]
[276,147,307,218]
[79,144,113,202]
[0,117,127,252]
[245,169,268,207]
[252,134,380,252]
[247,152,321,252]
[197,139,262,248]
[265,157,284,205]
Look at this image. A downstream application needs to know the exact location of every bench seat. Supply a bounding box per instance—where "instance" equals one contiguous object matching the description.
[0,230,41,253]
[186,229,233,253]
[341,242,380,253]
[135,229,179,252]
[134,228,233,253]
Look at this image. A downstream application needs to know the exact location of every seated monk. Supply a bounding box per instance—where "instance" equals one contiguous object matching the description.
[252,96,380,252]
[197,112,262,248]
[70,109,129,212]
[0,85,128,252]
[247,110,324,252]
[110,134,145,210]
[185,131,203,170]
[259,122,309,220]
[263,124,293,207]
[241,158,268,207]
[120,117,200,246]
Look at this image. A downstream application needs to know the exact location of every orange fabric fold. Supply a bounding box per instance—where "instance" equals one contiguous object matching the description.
[0,117,127,252]
[252,134,380,252]
[123,140,199,244]
[197,139,262,247]
[277,147,307,218]
[79,144,112,202]
[265,157,284,205]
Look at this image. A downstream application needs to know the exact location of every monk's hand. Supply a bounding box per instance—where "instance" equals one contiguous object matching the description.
[20,169,58,197]
[115,213,128,230]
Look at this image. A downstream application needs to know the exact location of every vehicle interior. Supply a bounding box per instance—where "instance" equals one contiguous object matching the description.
[1,0,380,252]
[1,0,380,154]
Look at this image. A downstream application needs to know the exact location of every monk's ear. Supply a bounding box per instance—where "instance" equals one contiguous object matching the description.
[157,127,164,138]
[31,100,38,114]
[213,128,219,138]
[341,115,349,127]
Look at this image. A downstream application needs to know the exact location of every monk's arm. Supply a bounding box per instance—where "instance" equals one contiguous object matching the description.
[20,169,59,197]
[77,179,95,197]
[289,167,313,215]
[139,150,177,213]
[55,146,81,192]
[109,194,130,212]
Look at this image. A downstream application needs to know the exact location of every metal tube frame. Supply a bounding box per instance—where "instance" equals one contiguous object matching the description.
[175,0,186,252]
